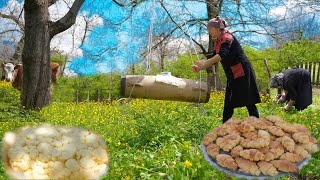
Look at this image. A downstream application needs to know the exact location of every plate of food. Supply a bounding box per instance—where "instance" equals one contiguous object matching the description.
[201,116,318,180]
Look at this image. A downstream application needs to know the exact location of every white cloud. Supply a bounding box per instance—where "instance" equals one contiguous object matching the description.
[49,0,75,21]
[269,0,317,17]
[269,6,287,17]
[167,38,190,54]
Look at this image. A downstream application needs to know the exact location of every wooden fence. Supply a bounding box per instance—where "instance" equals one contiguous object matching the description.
[298,62,320,86]
[75,88,113,103]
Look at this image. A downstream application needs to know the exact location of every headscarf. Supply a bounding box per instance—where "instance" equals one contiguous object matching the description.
[207,16,228,29]
[270,73,284,88]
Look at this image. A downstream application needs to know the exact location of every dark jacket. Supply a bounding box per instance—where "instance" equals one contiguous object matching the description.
[213,30,261,108]
[282,68,312,110]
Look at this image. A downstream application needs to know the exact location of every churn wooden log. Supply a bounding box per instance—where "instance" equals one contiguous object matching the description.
[121,75,210,103]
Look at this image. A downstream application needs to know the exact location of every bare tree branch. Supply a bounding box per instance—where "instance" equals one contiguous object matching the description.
[49,0,85,38]
[100,7,134,26]
[217,0,223,15]
[0,29,21,35]
[295,0,320,12]
[0,12,24,30]
[112,0,139,7]
[81,16,89,45]
[49,0,59,7]
[140,19,205,58]
[159,0,207,53]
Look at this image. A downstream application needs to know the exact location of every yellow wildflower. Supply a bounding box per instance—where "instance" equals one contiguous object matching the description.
[184,160,193,168]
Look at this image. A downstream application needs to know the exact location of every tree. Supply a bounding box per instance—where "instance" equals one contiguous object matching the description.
[21,0,85,109]
[146,5,189,73]
[205,0,223,90]
[21,0,142,109]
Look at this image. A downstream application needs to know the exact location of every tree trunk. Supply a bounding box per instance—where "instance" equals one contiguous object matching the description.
[160,54,164,72]
[263,58,272,94]
[22,0,51,110]
[206,0,224,91]
[22,0,84,110]
[61,54,66,76]
[131,64,135,74]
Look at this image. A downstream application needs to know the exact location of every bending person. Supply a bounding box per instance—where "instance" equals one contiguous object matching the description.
[270,68,312,111]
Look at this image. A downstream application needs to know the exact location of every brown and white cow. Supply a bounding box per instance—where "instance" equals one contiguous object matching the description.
[4,62,60,90]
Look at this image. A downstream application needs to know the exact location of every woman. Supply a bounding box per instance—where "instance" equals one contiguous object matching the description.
[270,68,312,111]
[192,16,261,123]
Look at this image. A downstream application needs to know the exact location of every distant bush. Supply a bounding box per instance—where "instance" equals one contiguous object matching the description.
[163,53,207,80]
[53,74,121,102]
[51,53,67,67]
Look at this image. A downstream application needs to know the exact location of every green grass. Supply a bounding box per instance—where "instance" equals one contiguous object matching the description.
[0,81,319,179]
[313,88,320,106]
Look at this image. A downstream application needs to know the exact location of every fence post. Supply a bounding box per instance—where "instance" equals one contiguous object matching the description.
[97,89,101,102]
[312,62,316,85]
[87,89,90,102]
[308,62,312,74]
[76,90,79,103]
[316,62,320,86]
[263,58,272,94]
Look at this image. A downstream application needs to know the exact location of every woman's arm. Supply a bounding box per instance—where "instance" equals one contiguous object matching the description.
[192,36,231,73]
[199,54,222,70]
[283,79,297,110]
[284,99,295,110]
[191,54,222,73]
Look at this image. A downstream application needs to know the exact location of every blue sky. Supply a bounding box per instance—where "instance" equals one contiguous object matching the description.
[1,0,319,76]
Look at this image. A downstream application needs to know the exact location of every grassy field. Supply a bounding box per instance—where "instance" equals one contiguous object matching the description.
[0,81,319,179]
[313,88,320,106]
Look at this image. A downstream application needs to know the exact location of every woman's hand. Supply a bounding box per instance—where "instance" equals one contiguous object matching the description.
[284,99,294,110]
[191,65,200,73]
[283,104,290,111]
[277,95,286,103]
[191,61,203,73]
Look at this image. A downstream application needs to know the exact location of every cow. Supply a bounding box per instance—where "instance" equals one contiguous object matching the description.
[4,62,60,90]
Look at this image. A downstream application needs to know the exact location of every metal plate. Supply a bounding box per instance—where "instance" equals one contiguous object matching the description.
[201,145,312,180]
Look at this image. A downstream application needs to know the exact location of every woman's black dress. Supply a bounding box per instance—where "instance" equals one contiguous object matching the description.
[282,68,312,110]
[213,31,261,108]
